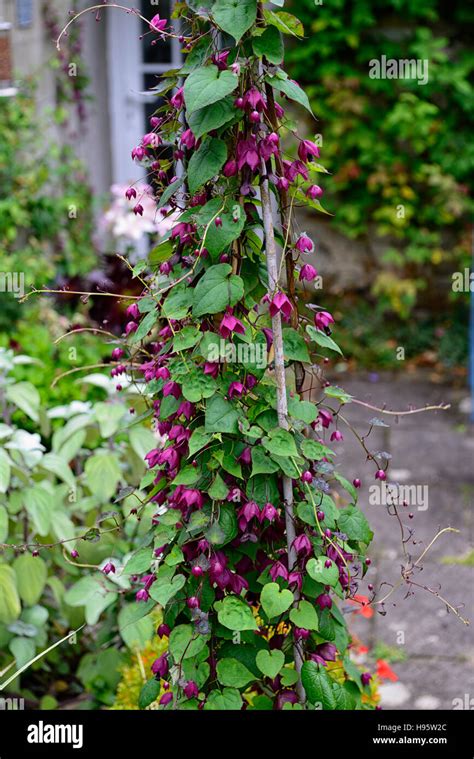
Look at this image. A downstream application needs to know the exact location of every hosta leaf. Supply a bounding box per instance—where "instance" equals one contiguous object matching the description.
[138,678,161,709]
[173,326,201,352]
[84,452,122,503]
[263,9,304,37]
[163,283,191,320]
[204,687,242,710]
[262,428,298,458]
[289,600,319,631]
[0,449,11,493]
[182,367,217,403]
[306,557,339,587]
[149,574,186,606]
[6,382,40,422]
[260,582,293,619]
[256,649,285,679]
[13,554,47,606]
[169,623,209,661]
[0,565,21,624]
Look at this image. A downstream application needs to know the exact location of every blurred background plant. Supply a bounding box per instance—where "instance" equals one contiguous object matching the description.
[0,348,162,709]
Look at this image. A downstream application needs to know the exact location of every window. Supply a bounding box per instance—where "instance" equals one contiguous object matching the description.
[107,0,182,185]
[16,0,34,29]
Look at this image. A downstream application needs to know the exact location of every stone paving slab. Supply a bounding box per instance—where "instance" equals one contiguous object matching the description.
[326,372,473,710]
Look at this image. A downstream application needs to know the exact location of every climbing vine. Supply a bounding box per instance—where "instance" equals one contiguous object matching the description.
[42,0,466,710]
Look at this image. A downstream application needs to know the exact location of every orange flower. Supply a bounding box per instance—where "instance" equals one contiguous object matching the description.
[376,659,398,682]
[348,594,374,619]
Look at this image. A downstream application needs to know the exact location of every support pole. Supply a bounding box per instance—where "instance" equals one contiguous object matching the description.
[260,159,306,704]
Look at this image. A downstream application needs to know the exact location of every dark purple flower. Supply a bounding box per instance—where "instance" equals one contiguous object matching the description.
[276,690,298,710]
[238,446,252,466]
[203,361,219,378]
[245,374,258,391]
[228,381,245,399]
[269,561,289,582]
[298,139,320,163]
[306,184,323,200]
[269,291,293,321]
[136,588,150,602]
[295,233,314,254]
[211,50,230,70]
[184,680,199,699]
[150,13,167,32]
[262,327,273,351]
[317,409,333,429]
[293,533,312,556]
[236,137,260,171]
[314,310,334,331]
[299,264,318,282]
[243,87,266,112]
[316,592,332,610]
[180,128,196,150]
[151,653,169,678]
[219,310,246,338]
[285,160,308,182]
[260,502,278,523]
[223,159,238,177]
[170,87,184,110]
[159,692,173,706]
[163,381,181,399]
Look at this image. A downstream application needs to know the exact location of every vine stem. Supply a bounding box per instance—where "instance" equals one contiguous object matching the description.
[260,157,305,704]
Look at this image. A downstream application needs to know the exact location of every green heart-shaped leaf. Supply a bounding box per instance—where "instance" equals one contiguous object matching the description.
[149,574,186,606]
[289,600,319,631]
[261,582,294,619]
[306,557,339,587]
[280,667,299,686]
[256,649,285,679]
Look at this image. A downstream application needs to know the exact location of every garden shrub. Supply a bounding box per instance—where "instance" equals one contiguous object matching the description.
[0,348,159,703]
[0,88,97,330]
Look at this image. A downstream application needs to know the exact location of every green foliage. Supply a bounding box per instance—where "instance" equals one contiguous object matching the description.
[0,88,98,328]
[0,350,158,702]
[286,0,473,322]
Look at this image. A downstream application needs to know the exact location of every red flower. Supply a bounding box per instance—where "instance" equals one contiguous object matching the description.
[376,659,398,682]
